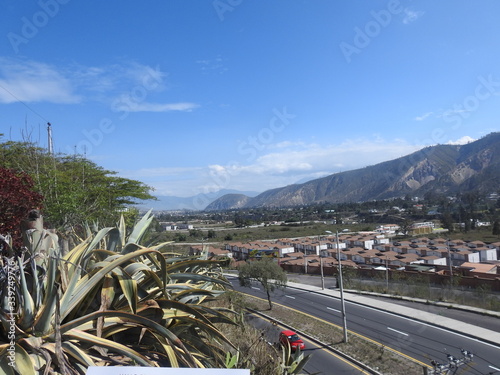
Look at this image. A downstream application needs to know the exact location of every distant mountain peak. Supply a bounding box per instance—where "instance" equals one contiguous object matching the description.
[139,189,260,211]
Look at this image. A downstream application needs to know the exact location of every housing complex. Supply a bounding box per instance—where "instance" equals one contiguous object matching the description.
[219,231,500,281]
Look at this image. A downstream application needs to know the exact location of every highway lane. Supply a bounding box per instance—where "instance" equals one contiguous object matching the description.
[228,277,500,374]
[245,313,372,374]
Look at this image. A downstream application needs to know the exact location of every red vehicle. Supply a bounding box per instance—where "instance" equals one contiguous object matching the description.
[279,330,305,351]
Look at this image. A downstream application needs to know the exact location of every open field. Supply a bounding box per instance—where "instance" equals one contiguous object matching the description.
[154,220,500,244]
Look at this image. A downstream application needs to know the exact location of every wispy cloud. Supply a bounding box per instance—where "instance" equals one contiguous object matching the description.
[415,107,473,121]
[440,108,471,117]
[71,63,166,94]
[446,136,476,145]
[133,137,425,196]
[196,55,228,74]
[0,58,80,104]
[113,101,199,113]
[402,8,424,24]
[414,111,434,121]
[0,57,195,111]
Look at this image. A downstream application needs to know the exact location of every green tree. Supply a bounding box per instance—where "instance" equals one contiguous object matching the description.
[174,232,187,242]
[189,228,203,238]
[441,212,454,233]
[238,259,287,310]
[493,220,500,238]
[234,213,245,227]
[0,140,155,230]
[399,219,412,236]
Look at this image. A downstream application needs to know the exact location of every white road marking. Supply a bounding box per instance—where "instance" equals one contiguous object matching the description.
[327,307,341,313]
[251,287,260,290]
[490,365,500,372]
[387,327,409,336]
[285,295,296,299]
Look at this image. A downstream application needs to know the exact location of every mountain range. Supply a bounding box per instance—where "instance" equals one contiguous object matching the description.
[139,189,259,211]
[205,132,500,210]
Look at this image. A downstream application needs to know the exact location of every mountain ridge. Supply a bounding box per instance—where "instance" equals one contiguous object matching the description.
[139,189,260,211]
[205,132,500,210]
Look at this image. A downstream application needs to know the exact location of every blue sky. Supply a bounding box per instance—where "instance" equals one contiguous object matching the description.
[1,1,500,201]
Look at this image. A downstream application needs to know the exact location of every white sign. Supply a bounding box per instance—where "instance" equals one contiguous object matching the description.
[86,367,250,375]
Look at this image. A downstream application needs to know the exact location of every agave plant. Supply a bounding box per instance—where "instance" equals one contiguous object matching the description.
[0,211,238,374]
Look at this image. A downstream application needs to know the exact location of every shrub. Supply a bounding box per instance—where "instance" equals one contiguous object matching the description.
[0,168,44,249]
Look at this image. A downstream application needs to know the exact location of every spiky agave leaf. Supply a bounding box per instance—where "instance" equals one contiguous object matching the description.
[1,210,238,373]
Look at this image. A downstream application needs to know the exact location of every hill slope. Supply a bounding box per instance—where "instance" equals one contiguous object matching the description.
[205,132,500,210]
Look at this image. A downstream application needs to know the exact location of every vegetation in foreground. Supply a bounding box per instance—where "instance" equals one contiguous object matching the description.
[0,210,314,374]
[0,212,240,373]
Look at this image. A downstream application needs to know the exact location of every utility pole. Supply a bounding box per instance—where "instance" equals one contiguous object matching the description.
[385,256,389,292]
[337,230,348,343]
[327,230,348,343]
[446,239,453,286]
[47,122,53,155]
[318,235,325,289]
[320,256,325,290]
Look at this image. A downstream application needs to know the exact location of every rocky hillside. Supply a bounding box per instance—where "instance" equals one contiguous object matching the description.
[205,132,500,210]
[202,193,251,211]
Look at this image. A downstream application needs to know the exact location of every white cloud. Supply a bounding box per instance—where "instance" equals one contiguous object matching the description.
[414,112,433,121]
[0,58,80,104]
[402,9,424,24]
[196,55,227,74]
[129,137,425,197]
[0,57,193,111]
[122,166,203,178]
[113,101,199,113]
[446,136,476,145]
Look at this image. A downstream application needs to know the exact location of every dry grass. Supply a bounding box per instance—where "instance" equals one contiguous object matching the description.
[207,292,290,375]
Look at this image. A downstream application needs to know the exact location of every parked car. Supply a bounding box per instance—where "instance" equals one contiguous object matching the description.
[279,330,305,351]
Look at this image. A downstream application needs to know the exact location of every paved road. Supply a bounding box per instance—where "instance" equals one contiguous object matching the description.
[288,274,500,332]
[246,313,371,374]
[228,275,500,374]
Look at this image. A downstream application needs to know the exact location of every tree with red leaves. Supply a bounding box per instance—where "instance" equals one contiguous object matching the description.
[0,168,44,249]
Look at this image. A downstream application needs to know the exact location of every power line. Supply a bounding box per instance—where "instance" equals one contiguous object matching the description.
[0,82,50,123]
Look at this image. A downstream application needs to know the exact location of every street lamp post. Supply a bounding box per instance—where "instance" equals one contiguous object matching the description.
[320,255,325,290]
[446,239,454,286]
[317,235,325,290]
[326,230,348,343]
[385,256,389,292]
